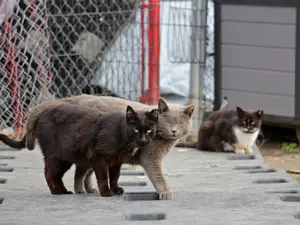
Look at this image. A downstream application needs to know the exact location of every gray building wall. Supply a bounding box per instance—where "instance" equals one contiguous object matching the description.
[220,5,296,117]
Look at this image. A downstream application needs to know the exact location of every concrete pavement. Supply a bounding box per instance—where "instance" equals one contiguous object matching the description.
[0,145,300,224]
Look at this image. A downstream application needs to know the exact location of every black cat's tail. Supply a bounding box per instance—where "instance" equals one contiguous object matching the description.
[175,142,198,148]
[0,134,26,149]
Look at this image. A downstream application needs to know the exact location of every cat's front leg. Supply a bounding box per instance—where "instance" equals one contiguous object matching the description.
[234,148,246,154]
[244,147,253,154]
[233,144,253,155]
[90,156,113,197]
[109,164,124,196]
[235,148,253,154]
[140,156,173,200]
[233,144,246,154]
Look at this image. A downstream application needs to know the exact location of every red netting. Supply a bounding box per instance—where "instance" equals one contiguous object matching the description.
[0,0,51,137]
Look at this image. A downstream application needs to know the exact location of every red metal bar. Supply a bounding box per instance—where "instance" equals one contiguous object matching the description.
[147,0,160,105]
[140,4,147,103]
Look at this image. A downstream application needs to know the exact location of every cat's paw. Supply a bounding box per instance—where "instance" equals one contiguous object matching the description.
[234,148,246,154]
[158,191,173,200]
[100,189,114,197]
[86,188,98,194]
[112,187,124,195]
[245,147,253,154]
[222,142,235,152]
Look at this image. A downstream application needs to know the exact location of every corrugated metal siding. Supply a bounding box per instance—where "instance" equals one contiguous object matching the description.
[220,5,296,117]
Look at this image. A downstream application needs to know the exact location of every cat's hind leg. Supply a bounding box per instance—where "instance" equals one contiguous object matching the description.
[84,169,98,193]
[109,164,124,195]
[44,157,73,195]
[197,120,214,150]
[222,141,235,152]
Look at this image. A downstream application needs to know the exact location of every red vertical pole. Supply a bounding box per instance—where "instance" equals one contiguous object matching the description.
[148,0,160,105]
[140,4,147,103]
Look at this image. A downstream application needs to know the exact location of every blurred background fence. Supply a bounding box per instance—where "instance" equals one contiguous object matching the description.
[0,0,214,137]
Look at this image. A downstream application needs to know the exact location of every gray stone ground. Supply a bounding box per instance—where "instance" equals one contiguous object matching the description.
[0,145,300,225]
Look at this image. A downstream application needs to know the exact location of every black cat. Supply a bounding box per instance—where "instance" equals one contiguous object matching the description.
[0,103,159,196]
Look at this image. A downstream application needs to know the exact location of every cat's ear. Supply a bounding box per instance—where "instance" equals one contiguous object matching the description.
[255,109,264,119]
[236,106,245,118]
[126,105,137,123]
[147,109,159,123]
[183,105,195,118]
[158,98,169,113]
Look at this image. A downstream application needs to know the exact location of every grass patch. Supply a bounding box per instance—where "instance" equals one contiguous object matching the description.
[287,172,300,183]
[282,142,300,153]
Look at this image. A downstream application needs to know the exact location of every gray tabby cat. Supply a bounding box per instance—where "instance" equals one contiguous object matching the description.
[4,95,195,199]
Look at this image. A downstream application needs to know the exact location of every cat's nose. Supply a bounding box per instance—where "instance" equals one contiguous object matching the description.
[172,128,177,134]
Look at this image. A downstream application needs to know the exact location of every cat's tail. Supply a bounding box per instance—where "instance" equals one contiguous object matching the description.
[175,142,198,148]
[25,106,43,150]
[0,134,26,149]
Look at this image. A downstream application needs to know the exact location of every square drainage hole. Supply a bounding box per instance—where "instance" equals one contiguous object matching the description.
[245,169,277,174]
[0,198,3,204]
[124,192,159,201]
[227,155,255,160]
[253,178,288,184]
[119,181,147,186]
[0,167,14,172]
[233,165,262,170]
[120,171,145,176]
[0,178,7,184]
[294,212,300,219]
[125,213,166,221]
[267,190,299,194]
[0,156,15,160]
[0,147,21,151]
[280,195,300,202]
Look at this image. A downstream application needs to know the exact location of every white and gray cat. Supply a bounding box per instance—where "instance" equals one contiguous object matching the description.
[4,95,195,200]
[176,106,263,154]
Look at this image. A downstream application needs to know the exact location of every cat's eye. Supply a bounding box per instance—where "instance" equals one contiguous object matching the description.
[134,129,139,133]
[147,130,152,134]
[242,121,246,125]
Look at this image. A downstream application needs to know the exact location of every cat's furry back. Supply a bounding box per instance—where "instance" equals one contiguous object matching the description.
[25,95,192,149]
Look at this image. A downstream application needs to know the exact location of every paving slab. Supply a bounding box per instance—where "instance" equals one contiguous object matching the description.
[0,145,300,224]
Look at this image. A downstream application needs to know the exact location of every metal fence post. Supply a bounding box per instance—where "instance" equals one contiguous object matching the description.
[148,0,161,105]
[189,0,207,131]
